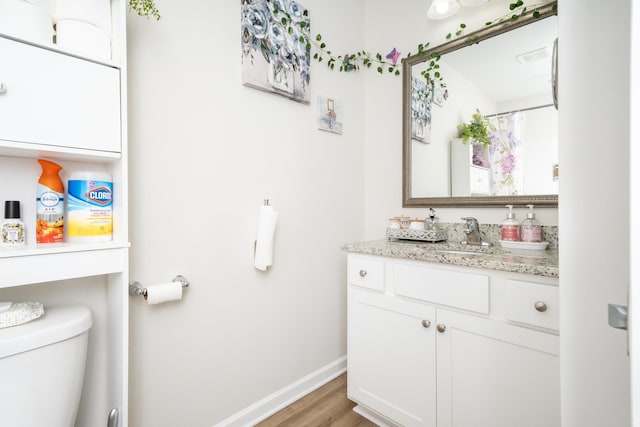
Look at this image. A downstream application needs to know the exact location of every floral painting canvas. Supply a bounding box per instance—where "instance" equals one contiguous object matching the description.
[411,77,431,143]
[317,96,343,134]
[241,0,311,103]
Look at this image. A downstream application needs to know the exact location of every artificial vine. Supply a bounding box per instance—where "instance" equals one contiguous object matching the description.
[271,0,555,87]
[128,0,161,20]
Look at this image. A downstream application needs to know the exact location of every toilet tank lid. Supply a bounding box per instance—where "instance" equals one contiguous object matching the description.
[0,304,92,359]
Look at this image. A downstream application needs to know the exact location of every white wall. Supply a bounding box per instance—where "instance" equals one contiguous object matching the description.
[126,0,364,425]
[362,0,558,237]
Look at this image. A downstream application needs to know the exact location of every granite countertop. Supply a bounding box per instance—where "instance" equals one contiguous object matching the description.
[342,239,559,278]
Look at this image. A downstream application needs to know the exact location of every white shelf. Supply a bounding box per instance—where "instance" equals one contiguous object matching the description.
[0,242,130,288]
[0,140,121,163]
[0,241,130,258]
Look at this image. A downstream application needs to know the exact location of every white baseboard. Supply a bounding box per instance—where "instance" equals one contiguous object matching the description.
[213,356,347,427]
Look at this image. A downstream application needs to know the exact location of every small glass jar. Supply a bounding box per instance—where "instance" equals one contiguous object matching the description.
[388,217,401,230]
[1,200,26,246]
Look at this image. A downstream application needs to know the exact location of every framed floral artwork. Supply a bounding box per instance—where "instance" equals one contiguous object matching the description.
[411,77,431,143]
[241,0,311,103]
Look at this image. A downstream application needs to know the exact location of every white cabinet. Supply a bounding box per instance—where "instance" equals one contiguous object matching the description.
[347,254,559,427]
[450,139,491,196]
[0,1,129,425]
[0,37,121,153]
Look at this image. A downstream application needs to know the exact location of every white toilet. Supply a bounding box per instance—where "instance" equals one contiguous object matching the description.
[0,304,93,427]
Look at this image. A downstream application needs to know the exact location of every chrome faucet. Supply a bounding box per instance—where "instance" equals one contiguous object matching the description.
[461,217,492,247]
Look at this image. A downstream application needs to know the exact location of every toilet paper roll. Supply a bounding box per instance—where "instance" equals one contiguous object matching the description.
[55,19,111,60]
[145,282,183,305]
[0,0,54,45]
[54,0,111,30]
[254,204,278,271]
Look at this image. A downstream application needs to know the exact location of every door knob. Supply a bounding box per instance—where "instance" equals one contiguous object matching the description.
[437,324,446,333]
[359,269,367,277]
[421,319,431,328]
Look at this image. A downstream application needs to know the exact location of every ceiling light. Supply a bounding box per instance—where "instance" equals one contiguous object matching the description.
[428,0,460,20]
[460,0,489,6]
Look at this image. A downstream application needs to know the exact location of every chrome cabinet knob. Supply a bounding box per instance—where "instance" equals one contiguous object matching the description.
[534,301,548,312]
[359,269,367,278]
[437,324,446,333]
[422,319,431,328]
[0,82,6,94]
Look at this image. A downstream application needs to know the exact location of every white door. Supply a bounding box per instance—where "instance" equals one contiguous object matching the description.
[559,1,632,425]
[631,0,640,423]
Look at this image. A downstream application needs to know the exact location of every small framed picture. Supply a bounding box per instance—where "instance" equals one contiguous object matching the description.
[317,96,343,134]
[432,80,447,107]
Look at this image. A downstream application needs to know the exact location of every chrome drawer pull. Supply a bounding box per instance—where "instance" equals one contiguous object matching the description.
[534,301,548,312]
[422,319,431,328]
[359,269,367,278]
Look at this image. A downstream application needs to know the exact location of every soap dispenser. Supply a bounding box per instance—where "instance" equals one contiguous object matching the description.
[500,205,520,241]
[521,204,543,243]
[424,208,439,231]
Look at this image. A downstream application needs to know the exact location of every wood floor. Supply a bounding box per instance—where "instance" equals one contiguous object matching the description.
[256,373,377,427]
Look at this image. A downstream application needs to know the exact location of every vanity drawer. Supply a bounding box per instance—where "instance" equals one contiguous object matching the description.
[505,280,559,330]
[348,255,385,291]
[393,263,489,314]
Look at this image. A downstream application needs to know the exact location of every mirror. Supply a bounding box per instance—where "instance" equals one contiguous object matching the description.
[402,3,558,207]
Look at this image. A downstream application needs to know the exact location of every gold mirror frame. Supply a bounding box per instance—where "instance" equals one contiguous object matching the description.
[402,2,558,208]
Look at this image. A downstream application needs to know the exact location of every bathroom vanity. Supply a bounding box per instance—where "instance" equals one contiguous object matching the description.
[343,239,559,427]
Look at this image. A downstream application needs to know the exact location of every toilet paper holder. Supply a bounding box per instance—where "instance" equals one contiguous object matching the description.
[129,275,190,299]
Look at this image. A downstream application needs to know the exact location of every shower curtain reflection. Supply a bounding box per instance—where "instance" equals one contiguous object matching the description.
[488,112,525,196]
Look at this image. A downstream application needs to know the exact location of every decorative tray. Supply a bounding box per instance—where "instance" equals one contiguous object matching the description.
[386,227,448,242]
[498,240,549,251]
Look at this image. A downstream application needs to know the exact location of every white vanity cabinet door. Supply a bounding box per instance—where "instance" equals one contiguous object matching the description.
[0,36,120,153]
[348,286,436,427]
[436,309,560,427]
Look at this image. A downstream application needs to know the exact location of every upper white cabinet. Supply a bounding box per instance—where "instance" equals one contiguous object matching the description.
[347,254,560,427]
[0,36,120,154]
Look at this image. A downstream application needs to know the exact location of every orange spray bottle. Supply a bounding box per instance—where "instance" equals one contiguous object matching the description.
[36,159,64,243]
